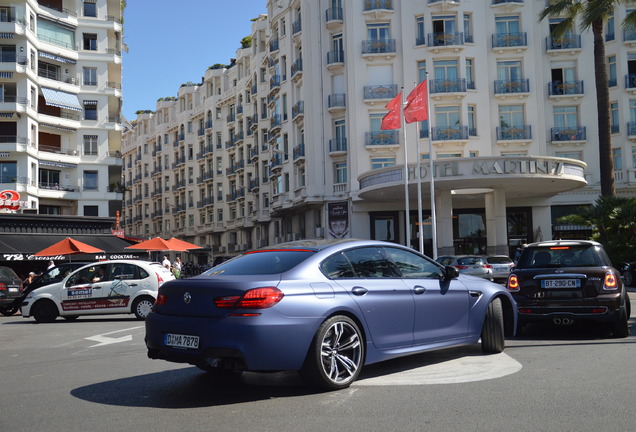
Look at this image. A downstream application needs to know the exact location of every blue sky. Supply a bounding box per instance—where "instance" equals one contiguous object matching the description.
[121,1,267,120]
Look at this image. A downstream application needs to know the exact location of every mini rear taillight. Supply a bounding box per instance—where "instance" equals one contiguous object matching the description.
[215,287,284,310]
[507,274,520,291]
[0,283,6,291]
[603,272,618,290]
[155,294,167,306]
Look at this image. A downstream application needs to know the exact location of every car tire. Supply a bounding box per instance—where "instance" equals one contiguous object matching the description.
[132,296,155,320]
[611,295,630,338]
[481,297,505,353]
[301,315,364,390]
[1,306,18,316]
[32,300,59,323]
[623,270,634,287]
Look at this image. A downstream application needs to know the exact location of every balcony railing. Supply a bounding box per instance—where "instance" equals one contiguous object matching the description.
[548,81,584,96]
[327,50,345,65]
[364,0,393,11]
[492,0,523,4]
[292,101,304,119]
[625,74,636,89]
[492,32,527,48]
[363,84,398,100]
[329,138,347,153]
[627,121,636,136]
[546,35,581,50]
[551,126,586,141]
[328,93,346,109]
[291,58,303,77]
[428,32,464,47]
[293,143,305,160]
[431,126,469,141]
[325,7,343,23]
[430,79,466,94]
[494,79,529,94]
[362,39,396,54]
[365,130,399,146]
[496,125,532,140]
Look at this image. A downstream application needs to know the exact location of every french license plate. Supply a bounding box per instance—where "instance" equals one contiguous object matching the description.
[8,288,18,292]
[165,333,199,349]
[542,279,580,289]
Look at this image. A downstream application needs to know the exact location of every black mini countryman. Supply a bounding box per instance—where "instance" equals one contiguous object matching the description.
[508,240,630,337]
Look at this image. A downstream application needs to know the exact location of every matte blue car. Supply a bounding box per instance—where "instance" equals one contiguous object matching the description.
[145,239,517,390]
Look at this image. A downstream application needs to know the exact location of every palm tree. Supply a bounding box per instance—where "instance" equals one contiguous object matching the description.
[540,2,636,197]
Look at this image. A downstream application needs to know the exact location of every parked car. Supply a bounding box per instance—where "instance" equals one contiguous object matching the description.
[145,239,516,390]
[508,240,630,337]
[21,260,175,323]
[0,266,23,316]
[617,261,636,287]
[482,255,515,282]
[436,255,494,281]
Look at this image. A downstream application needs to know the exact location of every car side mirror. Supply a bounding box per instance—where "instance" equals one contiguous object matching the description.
[443,265,459,280]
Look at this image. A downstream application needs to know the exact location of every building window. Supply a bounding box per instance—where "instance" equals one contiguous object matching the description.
[38,168,59,188]
[555,151,583,161]
[613,148,623,170]
[553,106,578,128]
[83,205,98,216]
[84,100,98,120]
[608,55,617,86]
[39,205,61,215]
[416,16,425,45]
[83,67,97,86]
[468,105,476,136]
[0,161,17,183]
[83,135,98,155]
[335,162,347,184]
[606,13,615,41]
[83,0,97,18]
[83,170,98,190]
[83,33,97,50]
[370,157,396,170]
[632,147,636,168]
[417,60,427,82]
[611,102,619,133]
[466,58,474,89]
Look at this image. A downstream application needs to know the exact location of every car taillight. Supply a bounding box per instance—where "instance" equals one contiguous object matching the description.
[214,287,284,309]
[156,272,165,287]
[483,264,493,269]
[603,272,618,290]
[455,265,468,270]
[507,274,520,291]
[155,293,167,306]
[0,282,6,291]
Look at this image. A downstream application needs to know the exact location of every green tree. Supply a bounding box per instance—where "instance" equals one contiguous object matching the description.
[540,1,636,197]
[557,196,636,263]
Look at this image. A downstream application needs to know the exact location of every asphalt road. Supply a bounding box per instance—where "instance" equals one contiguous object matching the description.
[1,294,635,432]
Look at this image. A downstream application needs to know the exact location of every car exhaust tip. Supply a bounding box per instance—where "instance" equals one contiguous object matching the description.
[553,318,562,325]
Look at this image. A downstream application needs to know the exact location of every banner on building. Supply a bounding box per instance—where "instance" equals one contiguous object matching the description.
[327,201,349,239]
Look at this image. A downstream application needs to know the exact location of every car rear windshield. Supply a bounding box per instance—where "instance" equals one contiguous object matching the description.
[457,257,484,265]
[517,245,604,269]
[203,250,316,275]
[487,256,512,264]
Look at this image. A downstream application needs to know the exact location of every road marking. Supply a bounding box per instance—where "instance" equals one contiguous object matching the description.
[84,326,143,347]
[355,353,522,386]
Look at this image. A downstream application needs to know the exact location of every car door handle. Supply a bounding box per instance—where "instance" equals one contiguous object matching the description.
[128,283,138,287]
[413,285,426,295]
[351,286,368,296]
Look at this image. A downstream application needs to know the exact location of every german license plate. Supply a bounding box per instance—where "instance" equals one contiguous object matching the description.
[541,279,580,289]
[165,333,199,349]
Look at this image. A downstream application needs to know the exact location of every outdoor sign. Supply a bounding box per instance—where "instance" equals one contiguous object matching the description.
[0,190,21,212]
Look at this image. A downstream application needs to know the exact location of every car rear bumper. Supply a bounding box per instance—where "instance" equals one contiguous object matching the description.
[144,311,321,371]
[514,294,623,324]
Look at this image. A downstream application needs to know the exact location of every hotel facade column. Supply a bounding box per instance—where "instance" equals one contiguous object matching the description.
[485,188,508,255]
[436,189,454,256]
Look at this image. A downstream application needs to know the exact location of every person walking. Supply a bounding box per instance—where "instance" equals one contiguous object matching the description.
[162,255,171,268]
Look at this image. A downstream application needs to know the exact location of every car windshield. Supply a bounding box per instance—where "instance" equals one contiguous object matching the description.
[518,245,602,268]
[203,249,316,275]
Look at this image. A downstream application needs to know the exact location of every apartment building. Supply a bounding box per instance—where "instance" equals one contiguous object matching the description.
[122,0,636,260]
[0,0,123,218]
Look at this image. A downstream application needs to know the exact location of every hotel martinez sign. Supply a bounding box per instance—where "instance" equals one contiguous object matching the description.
[357,156,588,197]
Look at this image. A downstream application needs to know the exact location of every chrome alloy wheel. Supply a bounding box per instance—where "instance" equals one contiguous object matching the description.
[319,320,362,385]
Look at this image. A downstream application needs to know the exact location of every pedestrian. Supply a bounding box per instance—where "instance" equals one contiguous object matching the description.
[171,265,181,279]
[23,272,37,287]
[162,255,171,267]
[47,260,55,270]
[173,257,182,272]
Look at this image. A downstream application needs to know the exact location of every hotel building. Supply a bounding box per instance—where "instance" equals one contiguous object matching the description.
[0,0,123,218]
[121,0,636,261]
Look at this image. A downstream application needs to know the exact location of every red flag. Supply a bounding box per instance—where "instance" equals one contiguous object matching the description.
[380,91,402,130]
[404,80,428,123]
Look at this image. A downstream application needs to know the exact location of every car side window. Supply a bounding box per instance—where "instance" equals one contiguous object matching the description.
[383,247,443,279]
[320,253,355,279]
[343,247,401,278]
[437,257,454,266]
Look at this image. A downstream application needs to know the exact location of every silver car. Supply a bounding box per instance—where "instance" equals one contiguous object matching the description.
[483,255,515,282]
[436,255,494,281]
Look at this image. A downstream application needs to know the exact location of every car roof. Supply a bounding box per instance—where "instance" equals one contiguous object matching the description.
[525,240,601,248]
[258,238,398,252]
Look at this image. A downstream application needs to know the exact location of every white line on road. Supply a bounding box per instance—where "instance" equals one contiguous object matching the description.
[84,326,143,347]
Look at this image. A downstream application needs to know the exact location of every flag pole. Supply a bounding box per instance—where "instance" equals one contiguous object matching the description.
[426,72,438,259]
[415,87,424,255]
[401,87,411,249]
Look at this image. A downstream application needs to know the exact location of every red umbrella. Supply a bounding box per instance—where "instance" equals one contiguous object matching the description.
[33,237,104,260]
[125,237,201,252]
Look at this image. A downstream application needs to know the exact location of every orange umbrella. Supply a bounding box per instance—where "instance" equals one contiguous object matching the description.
[33,237,104,260]
[125,237,201,252]
[166,237,202,251]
